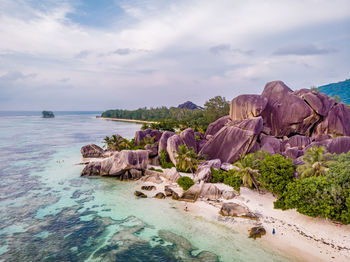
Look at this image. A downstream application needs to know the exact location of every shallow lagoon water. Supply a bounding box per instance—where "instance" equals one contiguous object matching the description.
[0,112,293,261]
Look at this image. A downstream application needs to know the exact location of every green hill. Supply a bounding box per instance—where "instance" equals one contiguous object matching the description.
[318,79,350,105]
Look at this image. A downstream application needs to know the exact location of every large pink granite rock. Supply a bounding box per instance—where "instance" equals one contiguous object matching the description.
[166,134,185,165]
[261,81,319,137]
[294,89,335,116]
[230,94,268,121]
[158,131,175,152]
[304,136,350,154]
[234,116,264,135]
[80,144,104,158]
[260,135,281,154]
[199,125,258,163]
[135,129,163,145]
[286,135,312,150]
[81,150,149,176]
[313,103,350,136]
[204,116,231,138]
[180,128,197,152]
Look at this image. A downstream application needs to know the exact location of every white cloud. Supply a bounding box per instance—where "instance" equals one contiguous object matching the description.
[0,0,349,109]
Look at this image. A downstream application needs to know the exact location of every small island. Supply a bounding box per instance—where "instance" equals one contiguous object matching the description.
[42,111,55,118]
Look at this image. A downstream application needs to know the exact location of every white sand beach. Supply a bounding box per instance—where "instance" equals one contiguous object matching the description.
[136,171,350,262]
[99,117,159,124]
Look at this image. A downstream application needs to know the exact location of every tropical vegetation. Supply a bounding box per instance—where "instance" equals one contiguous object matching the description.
[177,176,195,190]
[175,145,201,173]
[102,96,230,132]
[296,146,332,178]
[159,149,175,169]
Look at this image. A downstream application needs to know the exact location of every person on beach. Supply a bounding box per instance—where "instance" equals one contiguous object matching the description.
[185,204,188,212]
[272,228,276,234]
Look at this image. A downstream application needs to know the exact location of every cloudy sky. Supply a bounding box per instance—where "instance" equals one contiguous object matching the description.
[0,0,349,110]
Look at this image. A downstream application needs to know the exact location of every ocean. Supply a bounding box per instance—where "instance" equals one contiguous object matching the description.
[0,111,292,261]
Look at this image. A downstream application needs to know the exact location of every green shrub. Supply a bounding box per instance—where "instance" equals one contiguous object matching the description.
[149,167,163,173]
[210,168,241,192]
[274,151,350,224]
[211,168,226,183]
[257,154,295,195]
[223,174,242,192]
[159,150,175,169]
[177,176,194,190]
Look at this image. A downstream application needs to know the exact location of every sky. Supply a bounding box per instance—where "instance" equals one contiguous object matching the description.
[0,0,349,110]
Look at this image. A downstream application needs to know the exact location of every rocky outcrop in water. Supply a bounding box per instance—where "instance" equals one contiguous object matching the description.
[154,192,166,199]
[81,150,148,177]
[80,144,105,158]
[42,110,54,118]
[134,191,147,198]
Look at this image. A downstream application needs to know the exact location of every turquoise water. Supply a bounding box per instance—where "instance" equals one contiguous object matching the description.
[0,112,293,261]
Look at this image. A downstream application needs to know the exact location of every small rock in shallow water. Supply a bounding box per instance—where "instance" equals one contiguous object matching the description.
[171,191,180,200]
[141,185,156,191]
[154,192,166,199]
[134,191,147,198]
[164,186,174,196]
[249,226,266,239]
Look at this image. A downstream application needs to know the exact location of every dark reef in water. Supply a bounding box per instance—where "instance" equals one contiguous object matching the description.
[42,111,55,118]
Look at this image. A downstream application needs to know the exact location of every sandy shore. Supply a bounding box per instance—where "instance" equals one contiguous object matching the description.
[98,116,159,124]
[136,168,350,262]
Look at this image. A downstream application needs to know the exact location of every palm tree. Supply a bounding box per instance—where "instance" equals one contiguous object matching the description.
[297,146,332,178]
[233,154,260,190]
[175,145,200,173]
[103,134,124,151]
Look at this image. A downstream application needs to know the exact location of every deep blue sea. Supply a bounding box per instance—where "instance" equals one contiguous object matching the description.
[0,111,292,261]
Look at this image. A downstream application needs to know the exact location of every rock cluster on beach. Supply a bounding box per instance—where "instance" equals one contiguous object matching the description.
[81,80,350,183]
[79,80,350,236]
[200,80,350,164]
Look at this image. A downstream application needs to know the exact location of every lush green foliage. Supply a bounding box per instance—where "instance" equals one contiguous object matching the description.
[318,78,350,105]
[257,154,295,195]
[101,96,230,132]
[211,168,227,183]
[177,176,195,190]
[275,151,350,224]
[297,146,332,178]
[223,173,242,192]
[233,154,260,190]
[159,150,175,169]
[175,145,201,173]
[210,168,242,192]
[149,167,163,173]
[103,135,132,151]
[102,135,147,151]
